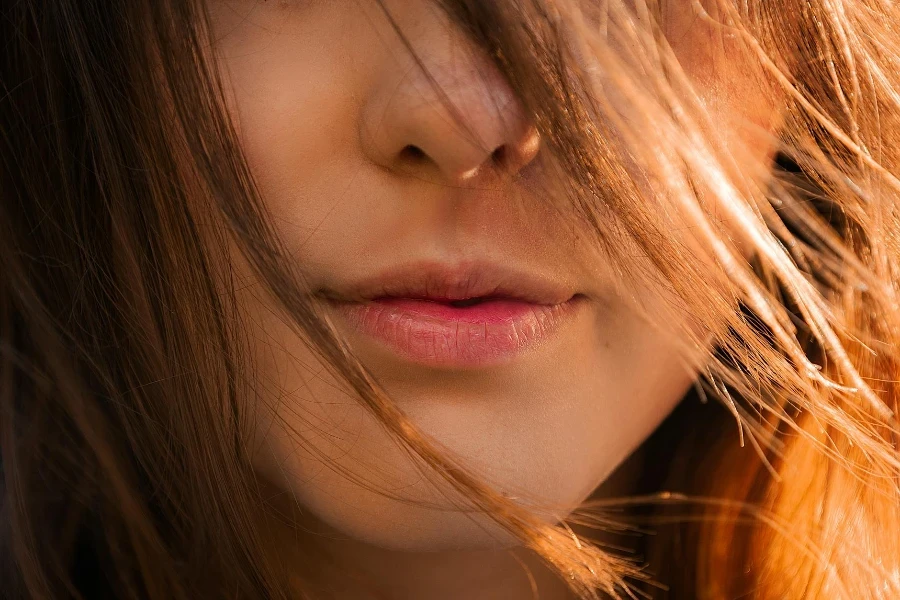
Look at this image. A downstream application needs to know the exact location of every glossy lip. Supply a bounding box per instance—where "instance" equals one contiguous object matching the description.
[319,261,585,368]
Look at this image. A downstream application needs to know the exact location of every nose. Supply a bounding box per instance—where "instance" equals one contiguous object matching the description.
[359,19,540,186]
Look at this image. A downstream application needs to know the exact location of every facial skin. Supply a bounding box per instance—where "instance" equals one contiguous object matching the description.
[207,1,784,597]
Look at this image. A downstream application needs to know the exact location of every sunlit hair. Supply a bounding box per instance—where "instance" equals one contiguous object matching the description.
[1,0,898,598]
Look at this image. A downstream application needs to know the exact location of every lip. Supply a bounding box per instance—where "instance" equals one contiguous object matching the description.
[319,261,585,368]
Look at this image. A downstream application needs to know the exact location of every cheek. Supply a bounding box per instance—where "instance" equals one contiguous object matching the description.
[664,4,784,167]
[209,2,370,246]
[661,4,787,263]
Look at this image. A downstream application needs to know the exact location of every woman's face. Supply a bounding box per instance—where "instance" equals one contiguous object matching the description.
[208,0,783,551]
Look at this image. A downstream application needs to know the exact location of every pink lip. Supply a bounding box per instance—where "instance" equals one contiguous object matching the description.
[321,262,584,368]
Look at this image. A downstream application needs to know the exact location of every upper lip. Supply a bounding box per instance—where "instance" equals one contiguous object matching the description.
[318,260,579,305]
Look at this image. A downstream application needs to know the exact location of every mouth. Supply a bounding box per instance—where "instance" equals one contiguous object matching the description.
[318,262,586,368]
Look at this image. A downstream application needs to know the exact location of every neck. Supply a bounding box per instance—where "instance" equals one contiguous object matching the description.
[255,493,574,600]
[304,536,576,600]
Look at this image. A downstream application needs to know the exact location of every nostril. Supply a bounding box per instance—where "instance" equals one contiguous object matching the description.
[400,144,427,162]
[491,145,508,167]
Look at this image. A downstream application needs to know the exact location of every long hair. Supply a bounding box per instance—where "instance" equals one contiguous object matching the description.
[1,0,898,598]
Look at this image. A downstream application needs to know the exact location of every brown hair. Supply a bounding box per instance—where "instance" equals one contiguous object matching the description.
[1,0,898,598]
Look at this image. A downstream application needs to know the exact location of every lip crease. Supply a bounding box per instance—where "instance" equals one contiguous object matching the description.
[320,261,584,368]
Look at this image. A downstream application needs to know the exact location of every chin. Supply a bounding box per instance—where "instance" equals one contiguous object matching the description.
[273,464,597,553]
[253,407,615,554]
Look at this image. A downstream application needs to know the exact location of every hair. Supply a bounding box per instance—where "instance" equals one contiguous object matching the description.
[1,0,898,598]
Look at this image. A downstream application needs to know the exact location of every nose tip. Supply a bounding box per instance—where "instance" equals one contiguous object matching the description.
[359,33,540,185]
[392,113,540,184]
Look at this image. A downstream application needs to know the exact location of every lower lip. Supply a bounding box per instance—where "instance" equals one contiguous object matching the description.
[329,296,582,368]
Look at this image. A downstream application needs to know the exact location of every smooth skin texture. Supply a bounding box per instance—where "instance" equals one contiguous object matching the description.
[208,1,784,597]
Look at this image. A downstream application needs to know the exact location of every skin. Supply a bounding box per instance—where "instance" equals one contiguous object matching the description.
[207,1,785,597]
